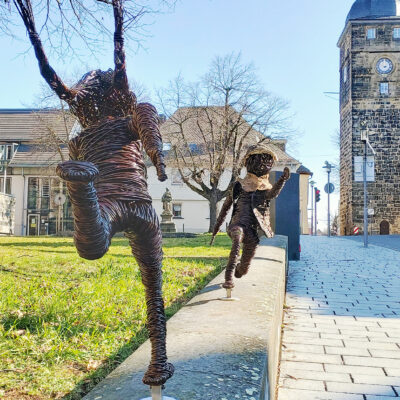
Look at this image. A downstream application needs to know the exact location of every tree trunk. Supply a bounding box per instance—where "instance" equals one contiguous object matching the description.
[208,194,219,233]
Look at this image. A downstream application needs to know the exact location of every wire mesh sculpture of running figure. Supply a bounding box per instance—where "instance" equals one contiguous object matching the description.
[13,0,174,386]
[211,141,290,289]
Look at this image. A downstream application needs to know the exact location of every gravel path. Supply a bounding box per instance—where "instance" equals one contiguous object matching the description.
[277,235,400,400]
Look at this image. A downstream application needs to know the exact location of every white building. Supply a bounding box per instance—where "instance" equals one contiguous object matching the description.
[0,109,311,235]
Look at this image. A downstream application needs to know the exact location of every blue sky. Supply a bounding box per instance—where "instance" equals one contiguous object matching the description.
[1,0,356,230]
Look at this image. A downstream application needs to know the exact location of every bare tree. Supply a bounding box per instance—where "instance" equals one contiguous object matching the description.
[157,53,293,232]
[1,0,175,57]
[331,213,339,236]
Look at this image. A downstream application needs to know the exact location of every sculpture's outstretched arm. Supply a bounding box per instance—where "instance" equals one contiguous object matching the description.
[13,0,73,101]
[112,0,129,92]
[210,193,233,245]
[267,167,290,200]
[134,103,167,182]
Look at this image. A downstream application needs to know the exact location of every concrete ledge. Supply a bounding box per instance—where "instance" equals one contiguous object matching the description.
[84,235,288,400]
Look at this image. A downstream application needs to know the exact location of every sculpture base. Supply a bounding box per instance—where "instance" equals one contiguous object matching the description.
[160,222,176,234]
[140,386,178,400]
[219,288,240,301]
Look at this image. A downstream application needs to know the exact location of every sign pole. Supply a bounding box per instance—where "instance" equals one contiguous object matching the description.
[363,140,368,248]
[328,169,331,237]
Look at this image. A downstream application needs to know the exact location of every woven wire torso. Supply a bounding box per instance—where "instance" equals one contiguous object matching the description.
[230,186,259,233]
[68,116,151,203]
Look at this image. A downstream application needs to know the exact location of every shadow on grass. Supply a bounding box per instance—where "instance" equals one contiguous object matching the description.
[1,313,111,339]
[0,240,74,249]
[0,236,231,255]
[57,262,225,400]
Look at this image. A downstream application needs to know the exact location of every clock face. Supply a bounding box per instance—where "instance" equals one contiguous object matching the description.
[376,58,394,75]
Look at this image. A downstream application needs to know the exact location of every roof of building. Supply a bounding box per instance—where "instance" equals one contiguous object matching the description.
[297,165,313,176]
[0,109,77,142]
[346,0,400,22]
[160,106,264,146]
[8,144,68,168]
[160,106,301,169]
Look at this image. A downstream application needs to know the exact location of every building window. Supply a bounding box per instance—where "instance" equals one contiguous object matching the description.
[380,82,389,96]
[0,177,11,194]
[172,203,182,218]
[27,177,73,234]
[188,143,201,154]
[172,171,183,185]
[163,142,171,151]
[343,65,348,83]
[0,144,17,162]
[28,177,39,209]
[367,28,376,40]
[394,28,400,39]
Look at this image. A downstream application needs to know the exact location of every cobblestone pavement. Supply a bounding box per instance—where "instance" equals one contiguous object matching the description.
[345,235,400,253]
[277,236,400,400]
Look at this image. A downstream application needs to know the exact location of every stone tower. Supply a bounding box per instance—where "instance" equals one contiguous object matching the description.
[338,0,400,236]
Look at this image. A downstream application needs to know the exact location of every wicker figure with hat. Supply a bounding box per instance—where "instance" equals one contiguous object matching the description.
[211,139,290,289]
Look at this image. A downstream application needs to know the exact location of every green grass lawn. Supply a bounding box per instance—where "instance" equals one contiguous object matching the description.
[0,234,230,400]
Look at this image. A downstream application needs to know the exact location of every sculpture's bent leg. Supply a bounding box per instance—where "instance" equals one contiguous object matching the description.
[56,161,111,260]
[125,202,174,386]
[235,231,259,279]
[223,225,244,289]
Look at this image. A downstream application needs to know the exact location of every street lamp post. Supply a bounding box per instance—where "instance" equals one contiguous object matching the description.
[363,137,368,248]
[360,122,376,248]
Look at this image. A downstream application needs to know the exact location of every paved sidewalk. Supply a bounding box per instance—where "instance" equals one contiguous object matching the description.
[346,235,400,253]
[277,236,400,400]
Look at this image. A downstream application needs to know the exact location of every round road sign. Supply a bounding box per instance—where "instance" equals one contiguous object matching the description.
[324,183,335,194]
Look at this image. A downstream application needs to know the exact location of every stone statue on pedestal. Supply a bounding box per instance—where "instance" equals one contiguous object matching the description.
[161,188,177,234]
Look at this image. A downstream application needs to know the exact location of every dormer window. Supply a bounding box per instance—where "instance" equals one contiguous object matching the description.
[367,28,376,40]
[394,28,400,39]
[0,144,17,162]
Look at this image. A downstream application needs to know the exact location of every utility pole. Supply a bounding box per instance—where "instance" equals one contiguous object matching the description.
[323,161,333,237]
[310,180,315,235]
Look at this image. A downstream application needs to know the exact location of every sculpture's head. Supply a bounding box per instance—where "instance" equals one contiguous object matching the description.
[243,140,278,177]
[69,69,137,128]
[245,153,275,176]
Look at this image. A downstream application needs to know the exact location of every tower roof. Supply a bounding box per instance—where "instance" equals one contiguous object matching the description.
[347,0,400,22]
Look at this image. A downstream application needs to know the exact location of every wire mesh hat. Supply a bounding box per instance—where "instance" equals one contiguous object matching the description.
[242,137,279,166]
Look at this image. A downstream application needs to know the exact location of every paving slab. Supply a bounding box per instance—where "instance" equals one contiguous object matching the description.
[277,236,400,400]
[84,235,288,400]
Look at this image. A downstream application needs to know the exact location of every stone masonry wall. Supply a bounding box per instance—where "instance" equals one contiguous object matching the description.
[339,24,354,235]
[339,20,400,235]
[0,193,15,235]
